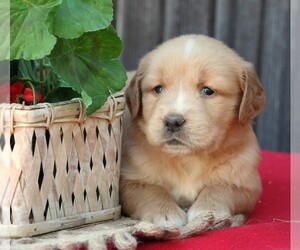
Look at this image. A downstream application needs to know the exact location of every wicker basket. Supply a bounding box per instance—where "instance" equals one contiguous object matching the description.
[0,94,125,238]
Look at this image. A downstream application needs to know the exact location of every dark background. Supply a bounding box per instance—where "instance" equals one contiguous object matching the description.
[113,0,290,152]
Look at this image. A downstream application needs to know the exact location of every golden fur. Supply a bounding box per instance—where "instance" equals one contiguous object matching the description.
[120,35,266,227]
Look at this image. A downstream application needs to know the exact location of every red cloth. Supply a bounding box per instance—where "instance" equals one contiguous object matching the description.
[138,151,291,250]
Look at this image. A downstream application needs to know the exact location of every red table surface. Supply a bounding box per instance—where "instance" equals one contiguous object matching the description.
[137,150,292,250]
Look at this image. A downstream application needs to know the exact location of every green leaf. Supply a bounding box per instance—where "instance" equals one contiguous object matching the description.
[81,89,93,109]
[55,77,71,88]
[81,59,126,114]
[53,0,113,39]
[49,26,123,92]
[49,26,127,115]
[43,87,80,103]
[46,5,60,35]
[10,0,62,60]
[0,0,10,60]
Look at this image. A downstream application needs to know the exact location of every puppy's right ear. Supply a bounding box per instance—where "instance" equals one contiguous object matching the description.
[126,72,143,119]
[238,63,266,125]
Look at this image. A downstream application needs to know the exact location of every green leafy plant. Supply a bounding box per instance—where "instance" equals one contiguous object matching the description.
[7,0,127,114]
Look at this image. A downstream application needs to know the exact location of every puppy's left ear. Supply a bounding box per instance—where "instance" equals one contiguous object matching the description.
[125,71,143,120]
[239,63,266,125]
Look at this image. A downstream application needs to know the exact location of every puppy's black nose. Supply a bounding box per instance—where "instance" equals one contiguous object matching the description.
[164,114,186,132]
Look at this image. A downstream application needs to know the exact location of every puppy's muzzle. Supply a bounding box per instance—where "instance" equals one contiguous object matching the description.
[164,114,186,133]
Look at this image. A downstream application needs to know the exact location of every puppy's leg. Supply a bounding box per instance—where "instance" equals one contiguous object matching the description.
[187,185,259,228]
[120,180,187,228]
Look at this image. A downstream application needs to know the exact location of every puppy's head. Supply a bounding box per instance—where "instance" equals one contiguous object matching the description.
[126,35,265,155]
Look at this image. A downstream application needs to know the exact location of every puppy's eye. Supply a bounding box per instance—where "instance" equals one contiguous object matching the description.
[201,86,215,96]
[153,85,164,94]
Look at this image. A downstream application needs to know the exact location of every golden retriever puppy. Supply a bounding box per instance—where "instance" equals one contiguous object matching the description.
[120,35,265,229]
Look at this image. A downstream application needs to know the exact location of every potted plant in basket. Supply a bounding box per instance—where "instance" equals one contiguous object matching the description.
[5,0,127,112]
[0,0,127,238]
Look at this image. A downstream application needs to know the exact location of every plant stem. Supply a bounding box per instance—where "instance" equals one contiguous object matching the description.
[39,58,44,82]
[44,57,53,93]
[27,81,37,105]
[44,68,53,82]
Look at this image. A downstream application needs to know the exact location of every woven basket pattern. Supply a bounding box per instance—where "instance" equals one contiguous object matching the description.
[0,96,125,237]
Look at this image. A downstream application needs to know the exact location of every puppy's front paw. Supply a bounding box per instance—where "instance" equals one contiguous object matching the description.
[180,211,215,238]
[179,209,233,238]
[187,209,232,229]
[138,203,187,228]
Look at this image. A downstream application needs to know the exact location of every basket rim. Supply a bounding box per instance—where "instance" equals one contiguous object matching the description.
[0,206,121,238]
[0,93,125,111]
[0,93,125,131]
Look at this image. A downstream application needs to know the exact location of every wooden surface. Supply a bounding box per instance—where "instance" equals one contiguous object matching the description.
[113,0,291,152]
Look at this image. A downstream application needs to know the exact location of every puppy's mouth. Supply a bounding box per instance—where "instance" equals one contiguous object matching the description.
[162,138,192,155]
[166,139,185,146]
